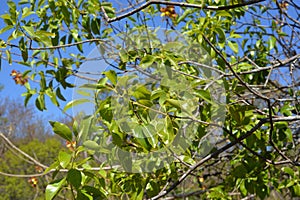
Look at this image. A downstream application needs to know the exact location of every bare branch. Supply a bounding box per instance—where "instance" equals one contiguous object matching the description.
[102,0,266,23]
[0,133,48,169]
[5,38,105,50]
[0,166,120,178]
[149,115,300,200]
[202,34,269,100]
[237,53,300,75]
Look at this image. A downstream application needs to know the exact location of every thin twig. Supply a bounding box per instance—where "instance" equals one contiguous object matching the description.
[101,0,266,23]
[149,115,300,199]
[202,34,268,100]
[6,38,105,50]
[0,133,48,169]
[0,165,120,178]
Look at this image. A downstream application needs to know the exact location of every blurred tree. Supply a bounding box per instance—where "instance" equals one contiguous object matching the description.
[0,98,51,140]
[0,97,65,199]
[0,138,63,200]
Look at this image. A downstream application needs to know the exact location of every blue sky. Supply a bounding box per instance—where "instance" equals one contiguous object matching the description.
[0,2,64,119]
[0,0,169,119]
[0,1,97,119]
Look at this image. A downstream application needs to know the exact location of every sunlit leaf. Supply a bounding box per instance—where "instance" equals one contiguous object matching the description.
[63,99,90,112]
[140,55,155,69]
[49,121,72,141]
[21,7,34,18]
[58,151,72,168]
[45,178,66,200]
[67,169,82,189]
[78,115,94,141]
[83,140,99,150]
[103,70,117,85]
[228,41,239,53]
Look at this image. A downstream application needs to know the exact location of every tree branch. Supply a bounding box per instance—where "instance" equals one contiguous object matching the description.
[202,34,269,100]
[0,133,48,169]
[0,166,120,178]
[5,38,105,50]
[149,115,300,200]
[102,0,266,23]
[237,53,300,75]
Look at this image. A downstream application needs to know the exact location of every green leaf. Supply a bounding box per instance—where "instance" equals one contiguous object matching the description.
[80,83,106,90]
[46,178,66,200]
[103,70,117,85]
[232,164,247,178]
[91,18,101,35]
[83,140,99,150]
[0,39,6,48]
[165,99,181,110]
[133,125,144,138]
[49,121,72,141]
[278,31,288,37]
[36,30,56,38]
[63,98,90,112]
[133,85,151,99]
[177,9,193,23]
[44,160,60,174]
[39,71,46,90]
[23,92,32,107]
[0,13,11,20]
[101,4,115,18]
[140,55,155,69]
[164,42,183,51]
[150,90,165,101]
[81,185,106,199]
[18,0,29,5]
[7,1,16,10]
[45,88,59,106]
[268,36,276,50]
[117,148,132,171]
[11,29,23,40]
[76,37,83,53]
[281,167,294,176]
[0,25,14,34]
[58,151,72,168]
[67,169,82,189]
[119,49,129,62]
[215,10,232,18]
[35,94,46,111]
[182,155,196,165]
[255,39,261,48]
[195,90,213,104]
[286,180,295,188]
[21,7,34,18]
[21,47,28,62]
[239,179,247,196]
[56,87,66,101]
[23,26,35,37]
[78,115,94,141]
[19,37,28,62]
[293,184,300,196]
[142,124,157,148]
[73,120,79,137]
[138,99,153,107]
[76,89,91,97]
[215,28,226,43]
[228,41,239,53]
[61,5,70,26]
[161,116,174,144]
[6,50,11,65]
